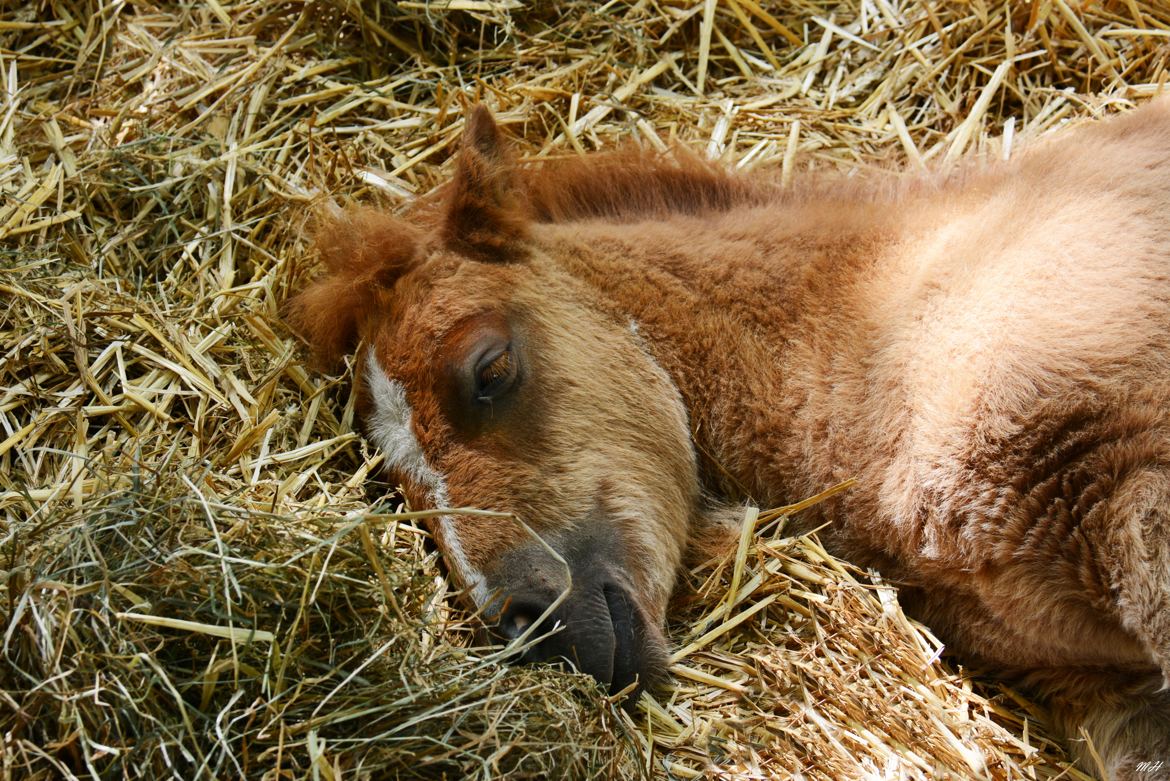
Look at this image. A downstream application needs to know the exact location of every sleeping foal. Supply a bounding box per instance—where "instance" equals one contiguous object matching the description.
[290,101,1170,779]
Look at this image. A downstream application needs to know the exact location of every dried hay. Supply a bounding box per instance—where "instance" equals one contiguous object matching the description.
[2,1,1167,779]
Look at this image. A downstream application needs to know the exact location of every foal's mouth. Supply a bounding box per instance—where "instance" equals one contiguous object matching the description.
[604,581,658,696]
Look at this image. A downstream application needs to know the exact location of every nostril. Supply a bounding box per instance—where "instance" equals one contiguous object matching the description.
[508,612,532,635]
[496,599,548,641]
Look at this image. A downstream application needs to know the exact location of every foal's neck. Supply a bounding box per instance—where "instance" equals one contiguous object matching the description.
[538,201,898,512]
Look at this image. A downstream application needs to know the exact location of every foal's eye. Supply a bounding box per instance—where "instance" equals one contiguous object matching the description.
[474,345,517,401]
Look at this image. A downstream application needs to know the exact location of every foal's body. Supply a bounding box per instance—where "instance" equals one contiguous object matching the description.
[542,108,1170,677]
[293,100,1170,778]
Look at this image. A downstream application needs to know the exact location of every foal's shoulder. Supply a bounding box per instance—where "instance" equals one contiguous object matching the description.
[1013,98,1170,191]
[1079,95,1170,142]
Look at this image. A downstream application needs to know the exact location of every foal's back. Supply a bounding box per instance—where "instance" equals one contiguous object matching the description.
[850,100,1170,777]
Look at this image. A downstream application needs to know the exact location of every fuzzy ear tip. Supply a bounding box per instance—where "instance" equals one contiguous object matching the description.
[469,103,494,123]
[465,104,502,158]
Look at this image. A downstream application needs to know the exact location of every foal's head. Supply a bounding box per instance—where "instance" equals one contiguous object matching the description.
[290,107,701,694]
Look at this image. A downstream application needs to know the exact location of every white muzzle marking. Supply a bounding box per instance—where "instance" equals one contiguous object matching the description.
[364,350,490,607]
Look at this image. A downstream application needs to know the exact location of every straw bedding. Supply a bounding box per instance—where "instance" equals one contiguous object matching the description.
[2,1,1167,779]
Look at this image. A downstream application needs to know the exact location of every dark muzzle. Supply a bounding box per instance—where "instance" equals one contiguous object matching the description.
[482,542,665,699]
[493,580,649,694]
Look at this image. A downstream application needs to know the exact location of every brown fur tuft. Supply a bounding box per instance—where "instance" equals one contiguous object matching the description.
[287,208,420,369]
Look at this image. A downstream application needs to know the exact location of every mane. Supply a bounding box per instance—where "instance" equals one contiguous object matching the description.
[512,145,988,226]
[517,148,775,224]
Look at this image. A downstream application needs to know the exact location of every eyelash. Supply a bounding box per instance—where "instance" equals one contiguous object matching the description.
[476,346,517,401]
[479,350,513,388]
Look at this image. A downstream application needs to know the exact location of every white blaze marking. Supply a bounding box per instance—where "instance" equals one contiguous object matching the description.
[364,350,490,607]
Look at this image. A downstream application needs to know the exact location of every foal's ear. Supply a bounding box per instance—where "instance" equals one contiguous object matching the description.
[464,104,507,162]
[443,105,528,262]
[287,209,419,370]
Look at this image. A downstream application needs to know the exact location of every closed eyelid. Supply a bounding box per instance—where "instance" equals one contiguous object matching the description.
[479,347,514,384]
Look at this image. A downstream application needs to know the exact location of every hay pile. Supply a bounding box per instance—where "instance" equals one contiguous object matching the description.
[2,1,1166,778]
